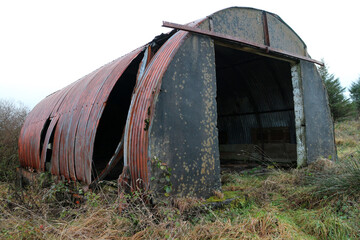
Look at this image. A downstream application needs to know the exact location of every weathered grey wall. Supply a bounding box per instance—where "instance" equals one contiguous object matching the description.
[300,60,337,162]
[148,8,336,198]
[149,34,220,198]
[266,13,306,56]
[210,8,264,45]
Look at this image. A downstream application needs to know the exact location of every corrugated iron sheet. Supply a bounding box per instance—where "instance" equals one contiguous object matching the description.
[124,31,189,189]
[123,20,205,190]
[19,47,144,184]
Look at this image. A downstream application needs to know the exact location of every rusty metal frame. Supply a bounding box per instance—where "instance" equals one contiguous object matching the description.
[162,21,324,66]
[262,11,270,46]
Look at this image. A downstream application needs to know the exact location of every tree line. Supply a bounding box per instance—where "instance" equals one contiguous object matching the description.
[318,61,360,121]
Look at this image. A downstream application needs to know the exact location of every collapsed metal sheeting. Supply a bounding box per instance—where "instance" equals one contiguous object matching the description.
[18,47,145,185]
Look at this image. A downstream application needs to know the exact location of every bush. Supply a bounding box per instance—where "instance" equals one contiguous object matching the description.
[309,156,360,200]
[0,99,28,182]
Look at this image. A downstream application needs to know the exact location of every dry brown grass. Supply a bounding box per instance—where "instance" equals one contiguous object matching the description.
[1,120,360,239]
[0,180,310,240]
[335,119,360,158]
[1,165,359,240]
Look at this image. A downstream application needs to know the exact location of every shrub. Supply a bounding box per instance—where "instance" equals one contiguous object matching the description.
[0,99,28,182]
[309,156,360,200]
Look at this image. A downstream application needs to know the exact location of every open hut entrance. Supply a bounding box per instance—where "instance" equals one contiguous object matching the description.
[215,43,297,171]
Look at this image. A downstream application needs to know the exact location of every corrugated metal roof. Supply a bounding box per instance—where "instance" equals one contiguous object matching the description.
[19,47,144,184]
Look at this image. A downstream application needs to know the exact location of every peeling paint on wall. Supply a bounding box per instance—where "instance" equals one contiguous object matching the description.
[149,34,220,198]
[291,64,307,166]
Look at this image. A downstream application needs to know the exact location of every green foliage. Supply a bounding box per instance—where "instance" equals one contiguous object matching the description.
[150,156,172,197]
[85,191,100,207]
[349,76,360,114]
[318,61,354,121]
[0,99,28,182]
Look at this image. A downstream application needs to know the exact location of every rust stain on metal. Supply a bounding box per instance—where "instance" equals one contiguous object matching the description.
[124,20,205,191]
[124,31,188,190]
[262,11,270,47]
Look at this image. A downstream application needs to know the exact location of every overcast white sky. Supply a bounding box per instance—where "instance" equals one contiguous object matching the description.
[1,0,359,109]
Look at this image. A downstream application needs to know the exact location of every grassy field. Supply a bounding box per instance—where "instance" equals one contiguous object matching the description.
[1,120,359,239]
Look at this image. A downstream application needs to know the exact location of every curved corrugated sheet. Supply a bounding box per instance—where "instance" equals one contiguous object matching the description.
[123,20,204,190]
[19,47,144,184]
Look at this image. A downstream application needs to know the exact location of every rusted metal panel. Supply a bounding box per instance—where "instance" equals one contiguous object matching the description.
[262,11,270,46]
[123,19,206,191]
[124,31,189,190]
[19,86,72,170]
[19,48,144,184]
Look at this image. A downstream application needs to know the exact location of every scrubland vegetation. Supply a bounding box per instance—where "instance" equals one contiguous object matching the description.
[1,97,360,239]
[0,117,359,239]
[0,99,28,182]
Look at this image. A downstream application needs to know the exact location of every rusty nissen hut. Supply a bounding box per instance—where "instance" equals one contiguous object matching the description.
[18,7,336,197]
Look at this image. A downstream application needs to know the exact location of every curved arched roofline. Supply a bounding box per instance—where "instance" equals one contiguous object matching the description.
[209,6,307,48]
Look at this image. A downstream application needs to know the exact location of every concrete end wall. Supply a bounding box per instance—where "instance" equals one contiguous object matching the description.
[301,61,337,162]
[149,34,220,198]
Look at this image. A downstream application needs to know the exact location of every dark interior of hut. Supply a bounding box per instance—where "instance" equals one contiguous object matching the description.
[91,53,144,181]
[91,31,176,181]
[214,43,297,171]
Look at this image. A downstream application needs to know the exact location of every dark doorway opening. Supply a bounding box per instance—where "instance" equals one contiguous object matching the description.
[39,118,57,171]
[92,53,144,181]
[92,31,176,182]
[215,44,297,171]
[39,118,51,160]
[45,120,57,171]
